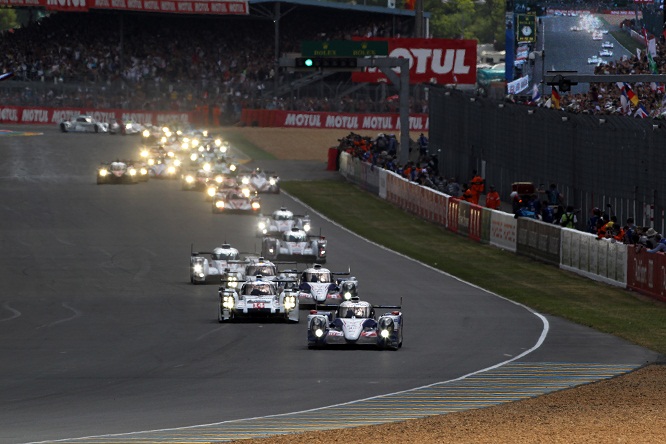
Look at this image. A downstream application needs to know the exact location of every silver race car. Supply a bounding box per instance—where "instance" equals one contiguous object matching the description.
[190,244,246,284]
[296,264,355,309]
[212,187,261,214]
[60,115,109,133]
[245,168,280,193]
[256,207,311,237]
[261,227,326,263]
[218,276,299,323]
[96,161,139,184]
[307,296,403,350]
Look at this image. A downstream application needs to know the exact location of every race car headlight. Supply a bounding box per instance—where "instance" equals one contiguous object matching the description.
[193,264,203,273]
[140,168,148,175]
[269,178,276,185]
[192,139,200,147]
[190,153,198,161]
[142,129,150,137]
[161,136,167,144]
[242,188,250,197]
[99,169,108,176]
[162,126,169,133]
[268,247,274,254]
[284,295,296,310]
[258,221,266,230]
[125,123,133,130]
[222,295,235,309]
[140,149,149,158]
[185,175,194,183]
[207,187,217,197]
[148,158,155,165]
[167,166,176,174]
[215,138,222,147]
[215,201,224,208]
[182,142,190,150]
[379,317,394,338]
[303,223,311,232]
[173,159,181,167]
[241,177,250,185]
[343,291,352,300]
[215,175,223,183]
[167,151,175,158]
[202,131,208,137]
[203,163,211,172]
[230,164,237,172]
[380,329,390,338]
[319,249,326,256]
[198,146,204,152]
[252,202,261,210]
[129,168,137,176]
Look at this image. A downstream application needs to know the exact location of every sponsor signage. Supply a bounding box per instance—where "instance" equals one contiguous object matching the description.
[0,106,191,125]
[516,14,536,43]
[350,38,477,85]
[266,110,428,131]
[0,0,249,14]
[301,40,388,57]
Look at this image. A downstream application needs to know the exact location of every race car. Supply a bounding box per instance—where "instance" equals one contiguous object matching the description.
[296,264,354,309]
[307,296,403,350]
[190,243,247,284]
[261,227,326,264]
[242,168,280,194]
[60,115,109,133]
[601,41,614,48]
[599,49,613,57]
[148,156,182,179]
[218,276,299,323]
[256,207,311,237]
[242,257,279,281]
[181,169,213,191]
[212,187,261,214]
[587,55,601,65]
[96,161,139,184]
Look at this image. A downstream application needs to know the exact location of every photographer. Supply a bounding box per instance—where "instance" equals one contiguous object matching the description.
[560,205,578,229]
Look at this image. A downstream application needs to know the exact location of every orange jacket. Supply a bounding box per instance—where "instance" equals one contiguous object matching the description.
[485,191,501,210]
[471,175,484,194]
[462,188,474,202]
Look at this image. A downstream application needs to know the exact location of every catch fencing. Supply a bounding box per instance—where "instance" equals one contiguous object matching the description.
[428,87,666,232]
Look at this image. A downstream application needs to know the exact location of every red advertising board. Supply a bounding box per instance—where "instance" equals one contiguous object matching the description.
[447,198,460,233]
[0,106,191,125]
[627,247,666,303]
[469,205,483,242]
[0,0,249,15]
[351,38,477,85]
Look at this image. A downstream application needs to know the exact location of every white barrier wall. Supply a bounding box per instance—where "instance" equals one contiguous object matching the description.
[489,211,518,252]
[560,228,627,286]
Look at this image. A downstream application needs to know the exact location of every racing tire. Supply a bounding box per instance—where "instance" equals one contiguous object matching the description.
[94,125,99,133]
[60,123,67,133]
[218,306,224,323]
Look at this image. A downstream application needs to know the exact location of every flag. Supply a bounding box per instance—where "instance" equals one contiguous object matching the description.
[650,82,664,93]
[0,71,14,82]
[551,86,561,110]
[642,24,649,47]
[404,0,415,9]
[532,84,541,102]
[620,94,630,115]
[635,104,649,118]
[623,82,639,106]
[648,52,658,74]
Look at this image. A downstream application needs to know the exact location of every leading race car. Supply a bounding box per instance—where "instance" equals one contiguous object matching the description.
[190,243,247,284]
[599,49,613,57]
[96,161,139,184]
[296,264,355,309]
[212,186,261,214]
[60,115,109,133]
[307,296,403,350]
[256,207,311,237]
[218,276,299,323]
[261,227,326,264]
[601,41,614,49]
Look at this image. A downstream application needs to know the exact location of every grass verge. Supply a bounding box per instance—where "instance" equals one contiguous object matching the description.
[222,129,277,161]
[282,180,666,355]
[611,30,643,56]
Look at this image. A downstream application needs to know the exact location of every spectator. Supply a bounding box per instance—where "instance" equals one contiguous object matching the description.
[560,205,577,228]
[461,184,474,203]
[417,133,428,157]
[446,177,461,198]
[647,234,666,253]
[546,183,564,206]
[485,185,501,210]
[469,170,484,205]
[510,190,522,213]
[541,201,554,223]
[587,207,602,234]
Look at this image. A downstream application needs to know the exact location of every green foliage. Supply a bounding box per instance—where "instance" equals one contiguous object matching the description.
[0,8,18,31]
[426,0,505,44]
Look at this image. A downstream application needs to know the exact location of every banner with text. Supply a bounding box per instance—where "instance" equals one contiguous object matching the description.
[0,106,191,125]
[350,38,477,85]
[0,0,249,14]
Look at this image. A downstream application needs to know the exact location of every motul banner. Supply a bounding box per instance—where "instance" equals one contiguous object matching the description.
[351,38,477,85]
[0,0,249,15]
[627,247,666,303]
[0,106,191,125]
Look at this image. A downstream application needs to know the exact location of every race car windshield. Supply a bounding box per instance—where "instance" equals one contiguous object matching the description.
[213,251,238,260]
[111,163,125,171]
[243,283,273,296]
[274,213,292,220]
[246,265,276,276]
[285,232,307,242]
[303,272,331,283]
[340,305,371,318]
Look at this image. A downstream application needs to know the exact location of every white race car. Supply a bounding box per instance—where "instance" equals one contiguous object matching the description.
[190,244,246,284]
[296,264,354,309]
[218,277,299,323]
[60,115,109,133]
[262,228,327,264]
[588,55,602,64]
[243,168,280,193]
[601,41,614,49]
[96,161,139,184]
[256,207,311,237]
[212,187,261,214]
[307,296,403,350]
[599,49,613,57]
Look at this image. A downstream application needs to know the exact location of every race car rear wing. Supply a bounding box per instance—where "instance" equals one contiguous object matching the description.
[372,297,403,310]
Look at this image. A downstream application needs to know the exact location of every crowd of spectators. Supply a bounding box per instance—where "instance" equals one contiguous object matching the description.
[0,11,419,118]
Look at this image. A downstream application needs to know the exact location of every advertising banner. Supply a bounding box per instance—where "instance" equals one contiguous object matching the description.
[244,110,429,131]
[489,211,517,252]
[447,199,460,233]
[516,218,561,265]
[0,0,249,15]
[627,247,666,302]
[0,106,191,125]
[561,229,627,285]
[351,38,477,85]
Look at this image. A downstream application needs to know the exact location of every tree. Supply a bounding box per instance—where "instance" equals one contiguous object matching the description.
[0,8,18,31]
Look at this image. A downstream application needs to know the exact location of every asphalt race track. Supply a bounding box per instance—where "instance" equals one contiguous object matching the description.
[0,126,660,444]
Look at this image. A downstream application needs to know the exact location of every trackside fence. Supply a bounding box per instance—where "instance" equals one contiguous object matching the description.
[339,152,658,297]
